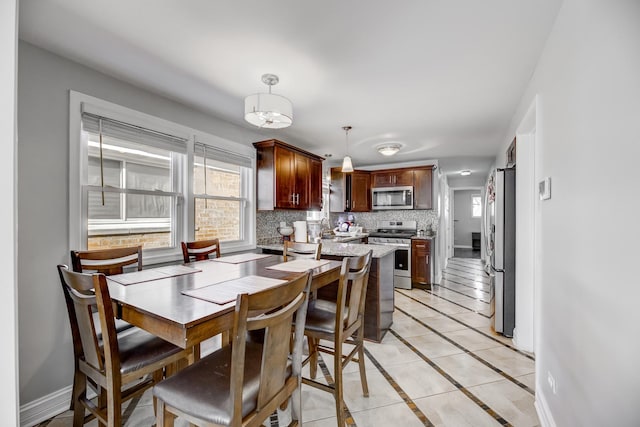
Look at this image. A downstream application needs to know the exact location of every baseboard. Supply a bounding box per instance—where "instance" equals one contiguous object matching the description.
[20,385,72,427]
[453,245,473,249]
[535,387,557,427]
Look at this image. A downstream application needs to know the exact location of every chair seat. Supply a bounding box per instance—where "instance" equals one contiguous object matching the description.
[116,329,185,375]
[304,299,348,335]
[154,342,292,425]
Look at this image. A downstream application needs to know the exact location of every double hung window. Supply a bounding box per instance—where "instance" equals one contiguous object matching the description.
[71,92,255,263]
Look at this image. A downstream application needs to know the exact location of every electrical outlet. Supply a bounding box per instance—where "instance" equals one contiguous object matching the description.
[547,371,557,394]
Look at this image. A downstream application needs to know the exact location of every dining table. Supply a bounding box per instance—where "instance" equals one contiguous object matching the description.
[106,254,343,349]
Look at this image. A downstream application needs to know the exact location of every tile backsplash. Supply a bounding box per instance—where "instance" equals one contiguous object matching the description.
[257,209,439,245]
[256,210,307,245]
[329,210,439,233]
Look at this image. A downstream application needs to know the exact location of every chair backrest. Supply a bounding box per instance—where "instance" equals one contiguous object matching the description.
[57,265,120,375]
[229,270,312,423]
[181,239,221,263]
[336,251,373,336]
[71,246,142,275]
[283,241,321,261]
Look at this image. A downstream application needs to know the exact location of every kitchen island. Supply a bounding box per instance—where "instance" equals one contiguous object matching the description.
[258,241,395,342]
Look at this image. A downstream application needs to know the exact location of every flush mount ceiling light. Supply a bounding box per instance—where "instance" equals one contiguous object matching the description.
[341,125,354,173]
[244,74,293,129]
[460,170,472,176]
[377,144,402,156]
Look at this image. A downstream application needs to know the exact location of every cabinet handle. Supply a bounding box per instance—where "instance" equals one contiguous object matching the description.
[296,193,300,205]
[416,244,425,248]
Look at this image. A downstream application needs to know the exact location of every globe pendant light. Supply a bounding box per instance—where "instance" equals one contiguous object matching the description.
[341,125,354,173]
[244,74,293,129]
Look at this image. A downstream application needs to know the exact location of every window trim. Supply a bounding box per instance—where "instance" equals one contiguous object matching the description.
[70,91,256,264]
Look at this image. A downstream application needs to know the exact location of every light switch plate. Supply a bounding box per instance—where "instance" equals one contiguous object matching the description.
[539,177,551,200]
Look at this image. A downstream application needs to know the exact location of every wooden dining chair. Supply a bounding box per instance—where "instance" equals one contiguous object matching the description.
[153,270,313,427]
[181,238,222,263]
[302,250,373,427]
[57,265,193,427]
[70,246,143,275]
[283,241,322,261]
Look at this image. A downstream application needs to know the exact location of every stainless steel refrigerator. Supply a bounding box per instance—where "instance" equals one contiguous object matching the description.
[488,167,516,337]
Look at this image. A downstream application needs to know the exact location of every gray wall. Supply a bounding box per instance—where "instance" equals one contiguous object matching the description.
[16,41,275,404]
[453,190,480,247]
[500,0,640,425]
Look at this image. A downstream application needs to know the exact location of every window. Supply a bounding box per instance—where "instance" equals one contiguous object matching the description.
[70,91,256,263]
[472,195,482,218]
[193,143,252,243]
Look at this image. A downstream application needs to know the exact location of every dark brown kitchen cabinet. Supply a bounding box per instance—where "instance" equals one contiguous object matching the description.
[411,238,431,288]
[371,169,414,188]
[329,168,371,212]
[253,139,324,211]
[413,166,433,210]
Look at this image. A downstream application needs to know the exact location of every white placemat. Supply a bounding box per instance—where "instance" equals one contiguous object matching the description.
[109,265,201,285]
[211,253,273,264]
[182,275,287,305]
[265,259,331,273]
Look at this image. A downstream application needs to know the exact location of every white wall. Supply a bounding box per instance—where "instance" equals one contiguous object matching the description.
[453,190,481,247]
[16,41,274,411]
[498,1,640,425]
[1,1,19,424]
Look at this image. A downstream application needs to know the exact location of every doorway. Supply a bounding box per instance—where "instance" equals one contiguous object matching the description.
[452,187,483,259]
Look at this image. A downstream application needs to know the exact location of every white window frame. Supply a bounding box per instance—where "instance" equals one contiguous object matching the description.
[471,194,482,218]
[69,91,256,264]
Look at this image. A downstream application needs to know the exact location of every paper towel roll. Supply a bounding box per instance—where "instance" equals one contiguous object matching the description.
[293,221,307,243]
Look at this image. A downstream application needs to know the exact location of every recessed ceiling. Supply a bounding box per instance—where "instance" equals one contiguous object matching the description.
[18,0,562,182]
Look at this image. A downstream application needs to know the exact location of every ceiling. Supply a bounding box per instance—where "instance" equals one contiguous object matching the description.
[18,0,561,183]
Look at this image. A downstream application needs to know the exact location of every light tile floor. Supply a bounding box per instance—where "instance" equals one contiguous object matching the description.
[40,257,538,426]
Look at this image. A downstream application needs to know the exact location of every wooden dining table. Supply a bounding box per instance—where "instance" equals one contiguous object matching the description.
[107,254,342,349]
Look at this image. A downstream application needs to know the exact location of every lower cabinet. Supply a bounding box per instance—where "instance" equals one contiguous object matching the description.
[411,239,431,288]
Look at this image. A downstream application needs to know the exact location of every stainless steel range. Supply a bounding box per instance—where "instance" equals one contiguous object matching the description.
[368,220,417,289]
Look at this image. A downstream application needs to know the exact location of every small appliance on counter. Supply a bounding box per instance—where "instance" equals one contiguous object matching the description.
[277,222,294,242]
[293,221,308,243]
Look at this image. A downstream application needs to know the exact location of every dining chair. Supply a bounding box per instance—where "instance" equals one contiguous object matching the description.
[302,250,373,427]
[57,265,193,427]
[70,246,143,275]
[153,270,313,427]
[283,241,322,261]
[181,238,222,263]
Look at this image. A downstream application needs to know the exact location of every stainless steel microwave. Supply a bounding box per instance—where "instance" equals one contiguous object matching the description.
[371,186,414,210]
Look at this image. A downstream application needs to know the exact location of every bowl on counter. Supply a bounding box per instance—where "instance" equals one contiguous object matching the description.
[277,226,294,237]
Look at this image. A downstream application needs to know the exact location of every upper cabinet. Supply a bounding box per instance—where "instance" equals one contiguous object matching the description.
[253,139,324,211]
[371,169,414,187]
[330,168,371,212]
[413,166,433,210]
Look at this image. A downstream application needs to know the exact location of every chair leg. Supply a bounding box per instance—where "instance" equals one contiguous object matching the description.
[156,400,176,427]
[309,337,318,379]
[356,340,369,397]
[152,369,163,414]
[71,374,86,427]
[106,383,122,427]
[334,340,345,427]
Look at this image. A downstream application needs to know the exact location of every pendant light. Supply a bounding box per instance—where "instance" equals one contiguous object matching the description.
[244,74,293,129]
[341,126,354,173]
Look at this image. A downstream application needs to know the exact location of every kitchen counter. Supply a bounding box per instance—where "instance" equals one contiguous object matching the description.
[257,241,396,342]
[258,240,395,258]
[321,233,369,243]
[411,235,435,240]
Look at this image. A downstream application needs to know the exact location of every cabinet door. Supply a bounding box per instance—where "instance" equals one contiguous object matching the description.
[308,159,323,211]
[414,167,433,209]
[411,240,430,285]
[293,153,311,209]
[274,146,295,208]
[394,169,414,186]
[371,172,395,187]
[329,168,346,212]
[350,171,371,212]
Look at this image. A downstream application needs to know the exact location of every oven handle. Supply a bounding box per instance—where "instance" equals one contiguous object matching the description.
[367,242,410,248]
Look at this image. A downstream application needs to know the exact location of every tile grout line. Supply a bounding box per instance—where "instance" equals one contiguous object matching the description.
[441,276,490,293]
[443,270,491,285]
[432,283,491,304]
[393,306,535,396]
[363,347,435,426]
[445,263,486,274]
[417,288,492,318]
[395,290,534,361]
[316,353,358,427]
[389,329,513,426]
